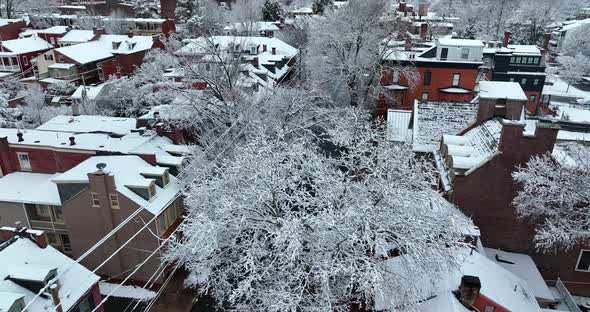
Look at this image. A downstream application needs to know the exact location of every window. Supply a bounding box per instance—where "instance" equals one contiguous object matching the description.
[35,205,51,218]
[533,79,539,86]
[509,78,515,82]
[50,37,55,45]
[47,233,58,245]
[109,194,120,209]
[530,95,536,103]
[521,78,527,85]
[90,192,100,207]
[515,57,522,64]
[423,71,432,86]
[576,250,590,272]
[166,205,176,225]
[52,206,65,223]
[461,48,469,59]
[527,57,534,64]
[162,172,170,187]
[23,56,28,66]
[452,73,461,86]
[58,55,64,63]
[392,70,399,83]
[148,183,156,198]
[510,56,515,63]
[533,57,540,64]
[17,152,31,171]
[421,92,429,102]
[205,63,211,71]
[484,306,495,312]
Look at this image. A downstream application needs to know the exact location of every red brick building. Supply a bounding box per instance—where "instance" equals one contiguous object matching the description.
[0,19,28,41]
[380,38,484,113]
[0,37,53,76]
[435,81,590,296]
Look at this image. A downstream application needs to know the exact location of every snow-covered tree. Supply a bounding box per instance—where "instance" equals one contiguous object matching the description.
[562,23,590,57]
[261,0,283,21]
[131,0,160,18]
[1,0,57,18]
[20,85,69,127]
[557,53,590,92]
[312,0,333,14]
[306,0,418,108]
[176,0,225,35]
[513,143,590,250]
[167,107,472,311]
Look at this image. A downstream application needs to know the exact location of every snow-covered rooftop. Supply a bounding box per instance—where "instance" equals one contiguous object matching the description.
[0,236,99,312]
[52,155,181,215]
[70,84,107,100]
[38,26,69,35]
[413,101,478,153]
[387,109,413,142]
[437,38,484,48]
[55,34,154,64]
[59,29,95,43]
[0,19,22,27]
[0,172,61,205]
[0,128,186,167]
[223,21,280,32]
[484,248,554,302]
[376,249,542,312]
[178,36,298,58]
[37,115,136,135]
[1,37,53,54]
[479,81,528,101]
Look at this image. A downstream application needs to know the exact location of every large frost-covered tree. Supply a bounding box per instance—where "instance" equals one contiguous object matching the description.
[261,0,283,21]
[168,105,472,311]
[513,144,590,250]
[306,0,417,108]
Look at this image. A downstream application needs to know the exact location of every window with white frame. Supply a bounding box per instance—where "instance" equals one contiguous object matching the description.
[23,57,28,66]
[17,152,31,171]
[392,70,399,83]
[521,78,527,85]
[421,92,429,102]
[533,79,539,86]
[109,194,120,209]
[452,73,460,86]
[91,192,100,207]
[461,48,469,59]
[530,95,536,103]
[148,183,156,198]
[576,250,590,272]
[484,306,495,312]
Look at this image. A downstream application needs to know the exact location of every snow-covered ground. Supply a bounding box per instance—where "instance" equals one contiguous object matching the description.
[544,76,590,102]
[99,282,157,301]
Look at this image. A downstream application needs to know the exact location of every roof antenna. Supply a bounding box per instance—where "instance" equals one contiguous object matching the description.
[96,163,107,173]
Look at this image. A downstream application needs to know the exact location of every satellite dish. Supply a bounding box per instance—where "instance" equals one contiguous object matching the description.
[96,163,107,171]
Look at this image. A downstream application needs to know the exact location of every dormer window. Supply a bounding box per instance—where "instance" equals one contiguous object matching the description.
[141,169,170,188]
[112,41,122,50]
[149,183,156,198]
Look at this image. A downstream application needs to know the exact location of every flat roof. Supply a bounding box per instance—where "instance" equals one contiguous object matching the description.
[479,81,527,101]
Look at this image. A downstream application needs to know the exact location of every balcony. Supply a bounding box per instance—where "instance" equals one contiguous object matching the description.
[29,220,68,231]
[0,64,20,72]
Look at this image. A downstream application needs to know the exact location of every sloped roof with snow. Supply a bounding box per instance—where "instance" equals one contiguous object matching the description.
[375,249,542,312]
[59,29,95,43]
[55,34,154,64]
[387,109,413,142]
[37,26,69,34]
[36,114,136,135]
[484,248,554,302]
[52,155,180,215]
[0,236,99,312]
[0,172,61,205]
[479,81,527,101]
[413,101,478,152]
[70,84,107,100]
[437,38,484,47]
[224,21,280,32]
[178,36,298,58]
[0,128,186,167]
[1,37,52,54]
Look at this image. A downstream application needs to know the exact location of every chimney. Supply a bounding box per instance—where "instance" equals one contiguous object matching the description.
[532,122,560,155]
[271,47,277,55]
[16,131,23,142]
[155,123,164,136]
[502,31,511,47]
[50,284,63,312]
[459,275,481,307]
[92,27,105,39]
[399,1,407,13]
[404,39,413,51]
[69,136,76,146]
[0,225,48,248]
[127,31,134,38]
[542,33,551,52]
[252,57,259,68]
[154,111,160,119]
[498,119,526,153]
[262,44,267,52]
[418,2,429,18]
[420,23,428,40]
[72,101,80,116]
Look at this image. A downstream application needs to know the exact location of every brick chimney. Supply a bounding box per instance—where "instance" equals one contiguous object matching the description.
[476,98,525,124]
[502,31,511,47]
[418,2,429,18]
[262,44,267,52]
[399,1,407,13]
[459,275,481,307]
[0,225,48,248]
[92,27,105,40]
[420,23,429,40]
[69,136,76,146]
[498,120,560,164]
[50,284,63,312]
[0,137,13,175]
[272,47,277,55]
[542,33,551,53]
[155,123,164,136]
[252,56,259,68]
[160,0,177,20]
[16,131,23,142]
